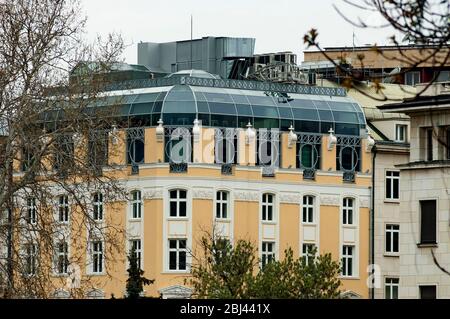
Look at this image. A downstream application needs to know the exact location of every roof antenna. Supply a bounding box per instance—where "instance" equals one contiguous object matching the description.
[190,14,193,70]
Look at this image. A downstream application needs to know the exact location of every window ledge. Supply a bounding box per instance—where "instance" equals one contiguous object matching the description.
[384,253,400,257]
[417,243,438,248]
[167,217,189,221]
[339,276,360,280]
[129,218,142,222]
[384,199,400,204]
[162,270,190,275]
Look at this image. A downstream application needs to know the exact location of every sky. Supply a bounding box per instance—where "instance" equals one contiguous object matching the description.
[81,0,400,65]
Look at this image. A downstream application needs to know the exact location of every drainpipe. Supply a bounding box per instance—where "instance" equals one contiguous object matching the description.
[370,145,377,299]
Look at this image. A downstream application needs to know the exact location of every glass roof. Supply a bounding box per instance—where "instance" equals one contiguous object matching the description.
[85,84,366,136]
[166,69,221,79]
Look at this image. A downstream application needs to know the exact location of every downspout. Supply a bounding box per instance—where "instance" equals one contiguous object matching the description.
[370,145,377,299]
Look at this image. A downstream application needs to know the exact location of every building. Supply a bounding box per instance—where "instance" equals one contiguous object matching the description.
[137,36,256,79]
[378,86,450,299]
[303,45,450,86]
[10,66,375,298]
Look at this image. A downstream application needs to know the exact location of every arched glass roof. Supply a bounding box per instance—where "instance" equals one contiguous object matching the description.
[166,69,221,79]
[82,82,366,136]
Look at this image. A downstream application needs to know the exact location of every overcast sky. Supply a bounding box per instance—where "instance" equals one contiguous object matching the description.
[81,0,399,64]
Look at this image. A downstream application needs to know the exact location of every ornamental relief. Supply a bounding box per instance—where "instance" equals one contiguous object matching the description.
[320,195,340,206]
[143,189,163,200]
[280,193,301,204]
[192,189,214,200]
[234,191,259,202]
[359,198,370,208]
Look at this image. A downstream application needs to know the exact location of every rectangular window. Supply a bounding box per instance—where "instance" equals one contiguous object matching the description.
[419,285,437,299]
[385,224,400,253]
[385,171,400,200]
[426,128,433,161]
[26,197,37,225]
[216,191,229,219]
[130,191,142,219]
[341,245,354,277]
[420,200,437,245]
[261,241,275,268]
[395,124,407,142]
[168,239,187,271]
[130,239,142,270]
[88,130,108,169]
[58,195,69,223]
[56,241,69,275]
[405,71,421,86]
[302,243,315,265]
[24,243,37,276]
[385,278,399,299]
[262,194,274,222]
[342,198,354,225]
[302,196,315,223]
[93,192,103,221]
[92,241,103,273]
[169,190,187,218]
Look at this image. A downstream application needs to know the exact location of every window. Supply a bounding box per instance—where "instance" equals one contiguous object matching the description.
[297,140,321,170]
[395,124,407,142]
[54,134,75,173]
[93,192,103,221]
[58,195,69,223]
[385,278,399,299]
[56,241,69,275]
[88,130,108,169]
[420,200,437,245]
[168,239,187,271]
[26,197,37,225]
[169,190,187,218]
[341,245,354,277]
[256,131,279,167]
[21,147,34,172]
[302,243,315,265]
[261,242,275,268]
[216,191,229,219]
[92,241,103,273]
[126,128,145,164]
[261,193,274,222]
[405,71,421,86]
[385,224,400,254]
[436,70,450,82]
[342,198,354,225]
[214,129,238,164]
[426,128,433,161]
[447,127,450,160]
[336,141,361,172]
[419,285,437,299]
[385,171,400,200]
[130,190,142,219]
[130,239,142,270]
[24,243,37,275]
[302,195,315,223]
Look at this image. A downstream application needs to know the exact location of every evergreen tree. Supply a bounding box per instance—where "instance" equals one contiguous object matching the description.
[126,247,154,299]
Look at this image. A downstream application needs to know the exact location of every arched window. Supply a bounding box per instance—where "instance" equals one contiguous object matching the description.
[261,193,274,222]
[169,189,187,218]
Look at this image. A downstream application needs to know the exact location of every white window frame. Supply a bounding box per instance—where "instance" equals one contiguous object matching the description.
[405,71,421,86]
[215,191,229,220]
[91,240,104,274]
[261,241,275,268]
[302,243,315,264]
[261,193,274,222]
[130,190,142,220]
[92,192,103,221]
[55,240,69,275]
[26,197,37,225]
[168,238,187,271]
[385,277,399,299]
[57,195,69,223]
[341,245,354,277]
[385,171,400,201]
[385,224,400,255]
[302,195,315,224]
[342,197,354,225]
[130,239,142,270]
[395,124,407,142]
[169,189,187,218]
[24,243,37,276]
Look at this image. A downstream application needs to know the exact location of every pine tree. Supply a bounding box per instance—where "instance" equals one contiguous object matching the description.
[126,247,154,299]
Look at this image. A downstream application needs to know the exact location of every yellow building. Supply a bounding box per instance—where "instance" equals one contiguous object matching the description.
[12,69,374,299]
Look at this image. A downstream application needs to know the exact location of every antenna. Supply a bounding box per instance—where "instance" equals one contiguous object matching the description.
[190,14,193,70]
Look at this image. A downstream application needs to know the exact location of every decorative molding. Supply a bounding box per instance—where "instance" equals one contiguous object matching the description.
[234,191,259,202]
[320,195,340,206]
[143,189,163,200]
[280,193,301,204]
[359,198,370,208]
[192,189,214,200]
[159,285,192,299]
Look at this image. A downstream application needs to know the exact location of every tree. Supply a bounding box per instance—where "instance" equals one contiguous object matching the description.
[0,0,126,298]
[188,234,341,299]
[125,247,154,299]
[303,0,450,101]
